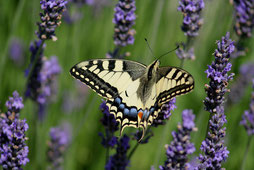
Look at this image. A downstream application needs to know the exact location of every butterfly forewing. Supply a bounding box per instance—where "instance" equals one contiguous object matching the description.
[156,67,194,105]
[70,59,146,99]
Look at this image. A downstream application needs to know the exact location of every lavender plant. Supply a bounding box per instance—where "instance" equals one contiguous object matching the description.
[25,0,67,119]
[9,38,25,67]
[108,0,136,58]
[0,91,29,170]
[232,0,254,58]
[176,0,204,65]
[99,101,119,149]
[105,135,130,170]
[228,63,254,104]
[47,122,72,170]
[239,79,254,170]
[197,32,234,169]
[240,79,254,136]
[160,109,197,170]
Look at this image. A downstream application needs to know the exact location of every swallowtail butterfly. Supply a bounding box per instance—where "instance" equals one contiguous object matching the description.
[70,59,194,140]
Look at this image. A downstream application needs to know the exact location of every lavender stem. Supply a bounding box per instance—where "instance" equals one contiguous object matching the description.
[24,40,45,99]
[241,136,253,170]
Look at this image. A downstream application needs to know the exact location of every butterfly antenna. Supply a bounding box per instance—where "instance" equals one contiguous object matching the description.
[145,38,156,59]
[158,45,180,60]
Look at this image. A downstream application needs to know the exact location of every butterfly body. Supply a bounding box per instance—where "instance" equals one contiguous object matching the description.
[70,59,194,140]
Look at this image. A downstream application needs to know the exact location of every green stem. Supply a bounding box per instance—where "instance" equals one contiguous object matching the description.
[0,0,26,83]
[128,141,139,160]
[241,136,253,170]
[180,59,185,68]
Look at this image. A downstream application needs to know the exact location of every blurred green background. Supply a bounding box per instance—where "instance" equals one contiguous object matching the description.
[0,0,254,169]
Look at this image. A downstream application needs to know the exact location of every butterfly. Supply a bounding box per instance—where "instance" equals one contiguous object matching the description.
[70,59,194,140]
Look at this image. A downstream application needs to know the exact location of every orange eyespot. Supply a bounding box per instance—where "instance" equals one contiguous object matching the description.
[138,111,143,119]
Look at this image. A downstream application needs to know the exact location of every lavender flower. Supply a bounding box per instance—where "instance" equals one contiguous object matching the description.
[198,106,229,169]
[26,54,61,120]
[175,46,195,61]
[70,0,94,5]
[113,0,136,47]
[229,63,254,104]
[37,0,68,41]
[240,79,254,136]
[47,122,72,170]
[153,98,177,126]
[99,101,119,148]
[160,110,196,170]
[204,32,235,113]
[178,0,205,37]
[9,38,25,67]
[198,33,234,169]
[105,135,130,170]
[0,91,29,169]
[234,0,254,38]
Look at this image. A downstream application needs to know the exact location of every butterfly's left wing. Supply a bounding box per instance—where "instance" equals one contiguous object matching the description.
[147,67,195,123]
[70,59,147,99]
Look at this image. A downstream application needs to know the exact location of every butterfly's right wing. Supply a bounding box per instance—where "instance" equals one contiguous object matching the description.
[70,59,147,99]
[146,66,194,124]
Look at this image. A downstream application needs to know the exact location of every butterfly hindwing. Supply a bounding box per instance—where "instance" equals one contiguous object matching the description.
[70,59,146,99]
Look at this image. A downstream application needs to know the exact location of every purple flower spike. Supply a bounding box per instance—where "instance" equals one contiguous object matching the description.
[99,101,119,148]
[229,63,254,103]
[47,122,72,170]
[198,106,229,170]
[105,135,130,170]
[234,0,254,38]
[113,0,136,47]
[178,0,204,37]
[176,46,195,60]
[9,38,25,66]
[0,91,29,169]
[37,0,68,41]
[204,32,235,113]
[26,54,61,120]
[240,79,254,136]
[153,98,176,126]
[198,33,234,169]
[160,110,196,170]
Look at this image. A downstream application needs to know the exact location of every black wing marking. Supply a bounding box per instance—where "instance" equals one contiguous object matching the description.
[156,66,194,106]
[70,59,146,99]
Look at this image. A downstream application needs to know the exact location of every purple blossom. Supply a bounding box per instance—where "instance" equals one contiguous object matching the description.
[26,53,61,120]
[234,0,254,38]
[37,0,68,41]
[113,0,136,47]
[178,0,204,37]
[240,79,254,135]
[8,38,25,67]
[229,63,254,103]
[0,91,29,169]
[204,32,235,113]
[175,46,195,61]
[198,106,229,169]
[105,135,130,170]
[198,33,233,169]
[153,98,177,126]
[47,122,72,170]
[99,101,119,148]
[160,110,196,170]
